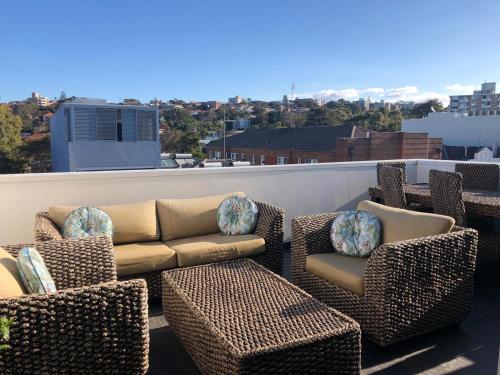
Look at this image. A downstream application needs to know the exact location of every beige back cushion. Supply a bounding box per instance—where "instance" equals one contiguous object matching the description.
[357,200,455,243]
[0,247,26,298]
[48,200,159,244]
[157,192,245,241]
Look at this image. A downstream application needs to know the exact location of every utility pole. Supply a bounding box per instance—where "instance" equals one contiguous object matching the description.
[291,82,295,128]
[223,109,226,159]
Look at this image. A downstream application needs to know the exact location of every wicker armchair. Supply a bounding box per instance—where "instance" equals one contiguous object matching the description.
[430,169,500,266]
[0,237,149,375]
[34,200,284,299]
[379,165,407,208]
[376,161,407,185]
[455,163,500,191]
[291,213,478,346]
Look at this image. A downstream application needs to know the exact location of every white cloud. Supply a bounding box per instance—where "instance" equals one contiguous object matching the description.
[297,83,480,106]
[445,84,480,94]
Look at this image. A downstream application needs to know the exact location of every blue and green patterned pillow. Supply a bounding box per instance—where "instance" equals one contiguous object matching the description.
[17,247,57,294]
[217,196,259,235]
[63,207,113,240]
[330,211,381,257]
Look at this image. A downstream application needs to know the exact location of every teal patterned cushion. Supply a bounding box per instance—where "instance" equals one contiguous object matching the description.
[330,211,381,257]
[217,196,259,235]
[63,207,113,239]
[17,247,57,294]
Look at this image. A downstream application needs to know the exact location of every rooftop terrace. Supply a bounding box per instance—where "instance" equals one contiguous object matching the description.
[1,159,499,374]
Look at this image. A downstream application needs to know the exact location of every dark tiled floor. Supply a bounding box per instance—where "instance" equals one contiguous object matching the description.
[148,248,500,375]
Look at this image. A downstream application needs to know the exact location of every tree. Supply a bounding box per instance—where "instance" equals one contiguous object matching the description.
[12,103,39,132]
[0,105,26,173]
[122,98,142,105]
[410,99,444,119]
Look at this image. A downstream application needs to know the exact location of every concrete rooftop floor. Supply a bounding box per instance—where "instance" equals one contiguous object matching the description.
[147,247,500,375]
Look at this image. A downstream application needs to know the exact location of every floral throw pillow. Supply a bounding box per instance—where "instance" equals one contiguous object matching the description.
[217,196,259,235]
[17,247,57,294]
[63,207,113,240]
[330,211,381,257]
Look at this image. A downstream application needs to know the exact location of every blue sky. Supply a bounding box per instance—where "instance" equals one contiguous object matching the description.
[1,0,499,104]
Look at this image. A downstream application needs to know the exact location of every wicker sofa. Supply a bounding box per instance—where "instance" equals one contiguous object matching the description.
[0,236,149,375]
[292,200,479,346]
[35,193,284,299]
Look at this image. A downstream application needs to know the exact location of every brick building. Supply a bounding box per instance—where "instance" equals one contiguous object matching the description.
[206,126,442,165]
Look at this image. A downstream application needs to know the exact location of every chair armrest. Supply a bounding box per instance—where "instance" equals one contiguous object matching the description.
[254,200,284,249]
[2,236,117,289]
[364,228,478,344]
[35,212,63,241]
[291,212,341,282]
[0,279,149,375]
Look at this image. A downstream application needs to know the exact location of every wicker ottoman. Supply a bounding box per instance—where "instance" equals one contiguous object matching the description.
[162,259,361,374]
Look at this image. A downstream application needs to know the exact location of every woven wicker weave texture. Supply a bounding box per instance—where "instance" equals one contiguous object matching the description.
[291,212,478,347]
[376,162,407,185]
[0,237,149,375]
[162,259,361,374]
[34,200,285,299]
[379,165,407,208]
[455,163,500,192]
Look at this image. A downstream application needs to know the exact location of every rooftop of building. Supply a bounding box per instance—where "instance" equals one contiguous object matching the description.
[207,125,358,151]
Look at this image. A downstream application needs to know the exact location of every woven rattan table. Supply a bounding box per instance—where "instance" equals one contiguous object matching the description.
[370,183,500,217]
[162,259,361,374]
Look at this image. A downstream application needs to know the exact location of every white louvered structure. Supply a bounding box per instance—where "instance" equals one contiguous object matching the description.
[50,102,160,172]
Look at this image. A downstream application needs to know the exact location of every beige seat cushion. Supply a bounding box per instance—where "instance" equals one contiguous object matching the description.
[114,241,177,277]
[357,200,455,244]
[306,253,367,296]
[165,233,265,268]
[0,246,26,298]
[157,192,245,241]
[48,200,159,244]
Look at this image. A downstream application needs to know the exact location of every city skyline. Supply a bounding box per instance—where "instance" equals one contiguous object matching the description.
[1,0,499,104]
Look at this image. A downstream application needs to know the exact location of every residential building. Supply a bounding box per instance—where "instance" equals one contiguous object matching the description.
[449,82,500,116]
[50,102,160,172]
[206,126,441,165]
[402,111,500,147]
[232,117,251,130]
[228,95,243,104]
[30,92,52,106]
[357,97,370,111]
[42,112,54,124]
[204,101,222,109]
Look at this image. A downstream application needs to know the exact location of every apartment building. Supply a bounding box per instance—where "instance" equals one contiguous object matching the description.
[206,126,441,165]
[449,82,500,116]
[50,101,160,172]
[30,92,52,107]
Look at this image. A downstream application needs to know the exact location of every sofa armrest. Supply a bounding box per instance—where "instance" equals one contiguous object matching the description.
[364,228,478,345]
[2,236,117,289]
[35,212,63,241]
[0,279,149,375]
[252,201,284,274]
[291,212,341,283]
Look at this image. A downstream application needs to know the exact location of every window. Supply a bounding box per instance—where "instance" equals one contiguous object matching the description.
[64,108,71,142]
[297,158,303,164]
[215,151,221,160]
[306,159,318,164]
[137,110,156,141]
[252,154,255,165]
[260,155,265,165]
[241,154,246,161]
[277,156,288,165]
[96,108,117,141]
[230,153,238,161]
[209,151,214,159]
